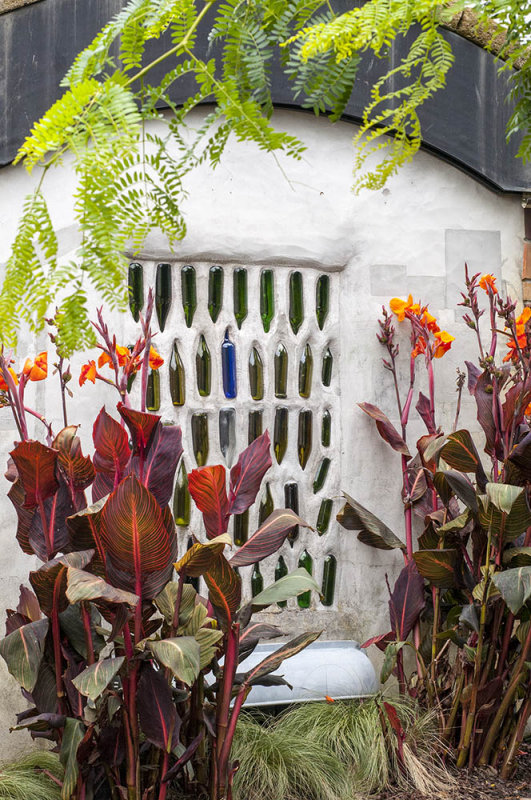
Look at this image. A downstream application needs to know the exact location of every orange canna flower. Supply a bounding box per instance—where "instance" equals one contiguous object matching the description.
[525,402,531,417]
[504,307,531,362]
[149,346,164,369]
[479,274,497,294]
[411,336,427,359]
[79,361,97,386]
[23,352,48,381]
[115,345,131,367]
[97,351,113,369]
[0,367,19,391]
[433,330,455,359]
[390,295,414,322]
[325,695,335,704]
[421,309,439,334]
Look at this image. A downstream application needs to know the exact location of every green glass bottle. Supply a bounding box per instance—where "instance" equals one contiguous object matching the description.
[181,265,197,328]
[173,460,191,526]
[128,262,144,322]
[316,274,330,330]
[316,499,333,536]
[274,407,288,465]
[191,412,209,466]
[297,550,313,609]
[274,343,288,398]
[234,510,249,546]
[233,268,248,329]
[146,369,160,411]
[249,347,264,400]
[258,482,274,525]
[284,482,299,546]
[298,343,313,398]
[321,555,337,606]
[169,340,185,406]
[322,409,331,447]
[196,335,211,397]
[322,347,333,387]
[260,270,274,333]
[248,410,263,444]
[275,555,288,607]
[155,262,172,331]
[298,410,312,470]
[219,407,236,467]
[313,457,331,493]
[208,266,223,323]
[251,563,263,597]
[289,271,304,335]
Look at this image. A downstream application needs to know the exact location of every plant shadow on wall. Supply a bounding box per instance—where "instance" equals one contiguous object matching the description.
[339,269,531,778]
[0,290,320,800]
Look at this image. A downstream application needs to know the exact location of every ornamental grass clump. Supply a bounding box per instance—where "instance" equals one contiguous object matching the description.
[275,697,453,797]
[0,292,321,800]
[231,712,354,800]
[0,751,63,800]
[338,269,531,776]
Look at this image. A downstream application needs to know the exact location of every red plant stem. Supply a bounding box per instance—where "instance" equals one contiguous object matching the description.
[215,624,240,799]
[158,751,170,800]
[219,686,248,773]
[16,377,29,440]
[24,405,54,445]
[81,603,95,665]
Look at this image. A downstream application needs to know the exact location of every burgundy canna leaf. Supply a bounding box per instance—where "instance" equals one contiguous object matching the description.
[100,476,176,599]
[415,392,436,434]
[54,426,95,494]
[388,561,425,640]
[10,441,59,509]
[117,403,159,456]
[137,663,181,751]
[138,424,183,507]
[228,432,272,515]
[16,586,41,622]
[92,409,127,472]
[358,403,411,457]
[188,465,230,539]
[361,631,394,651]
[204,553,241,630]
[230,509,310,567]
[8,480,34,555]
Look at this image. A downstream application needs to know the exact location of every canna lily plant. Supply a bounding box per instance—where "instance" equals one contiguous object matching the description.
[0,294,319,800]
[338,269,531,776]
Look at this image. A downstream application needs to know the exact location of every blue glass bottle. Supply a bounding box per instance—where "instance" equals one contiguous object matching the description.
[221,329,237,399]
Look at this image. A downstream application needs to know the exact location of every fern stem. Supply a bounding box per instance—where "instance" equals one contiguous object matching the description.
[125,0,216,88]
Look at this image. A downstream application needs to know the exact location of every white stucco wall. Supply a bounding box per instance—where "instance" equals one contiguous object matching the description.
[0,108,525,756]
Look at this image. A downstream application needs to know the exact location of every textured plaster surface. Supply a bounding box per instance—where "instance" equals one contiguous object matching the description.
[0,109,525,754]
